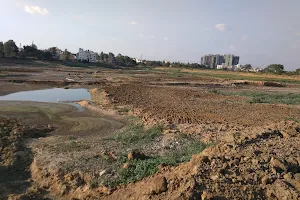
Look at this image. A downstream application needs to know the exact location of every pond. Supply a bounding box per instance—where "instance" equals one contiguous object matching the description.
[0,88,91,110]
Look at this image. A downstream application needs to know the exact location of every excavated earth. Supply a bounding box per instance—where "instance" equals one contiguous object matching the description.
[1,62,300,199]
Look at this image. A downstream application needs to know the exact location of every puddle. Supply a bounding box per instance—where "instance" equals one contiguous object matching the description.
[0,88,91,110]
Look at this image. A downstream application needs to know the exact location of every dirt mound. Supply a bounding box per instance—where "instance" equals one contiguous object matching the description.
[0,118,54,199]
[105,122,300,200]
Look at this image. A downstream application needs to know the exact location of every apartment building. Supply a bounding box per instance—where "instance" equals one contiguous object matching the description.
[201,54,239,68]
[77,48,98,63]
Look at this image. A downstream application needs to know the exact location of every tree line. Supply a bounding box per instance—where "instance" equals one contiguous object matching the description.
[0,39,137,66]
[1,39,299,72]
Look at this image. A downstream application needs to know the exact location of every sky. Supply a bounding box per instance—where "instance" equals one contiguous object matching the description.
[1,0,300,70]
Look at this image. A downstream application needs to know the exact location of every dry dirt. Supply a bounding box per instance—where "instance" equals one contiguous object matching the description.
[1,61,300,199]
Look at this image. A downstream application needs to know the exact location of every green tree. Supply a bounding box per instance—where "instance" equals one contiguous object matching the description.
[4,40,19,57]
[265,64,284,74]
[0,42,4,57]
[22,45,39,58]
[37,50,53,60]
[61,49,71,61]
[295,68,300,74]
[99,51,104,62]
[241,64,252,71]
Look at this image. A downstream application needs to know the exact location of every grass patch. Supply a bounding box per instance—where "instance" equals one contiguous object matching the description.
[111,121,163,146]
[105,133,206,187]
[211,90,300,105]
[100,117,208,188]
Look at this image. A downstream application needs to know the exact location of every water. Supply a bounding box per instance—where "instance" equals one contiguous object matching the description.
[0,88,91,110]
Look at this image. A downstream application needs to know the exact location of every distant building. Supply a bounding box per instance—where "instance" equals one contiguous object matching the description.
[134,58,143,63]
[201,54,215,68]
[202,54,239,68]
[77,48,98,63]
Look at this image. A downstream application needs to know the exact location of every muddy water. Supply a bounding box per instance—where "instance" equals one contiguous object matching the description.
[0,88,91,110]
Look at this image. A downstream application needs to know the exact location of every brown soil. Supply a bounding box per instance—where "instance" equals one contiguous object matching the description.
[105,121,300,200]
[1,61,300,199]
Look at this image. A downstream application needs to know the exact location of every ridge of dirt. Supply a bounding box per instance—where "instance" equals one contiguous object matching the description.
[0,118,54,200]
[103,121,300,200]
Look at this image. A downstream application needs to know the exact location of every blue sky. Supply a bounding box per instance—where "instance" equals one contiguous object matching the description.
[1,0,300,70]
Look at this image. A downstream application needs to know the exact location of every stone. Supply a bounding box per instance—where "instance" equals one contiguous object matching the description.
[127,150,146,160]
[270,157,287,173]
[261,175,270,185]
[149,176,168,195]
[201,191,214,200]
[294,173,300,181]
[99,170,106,177]
[122,162,130,169]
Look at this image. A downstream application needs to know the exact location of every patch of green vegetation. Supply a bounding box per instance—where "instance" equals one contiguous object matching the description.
[113,122,163,145]
[105,137,205,187]
[101,118,207,188]
[190,71,300,84]
[212,90,300,105]
[284,117,300,122]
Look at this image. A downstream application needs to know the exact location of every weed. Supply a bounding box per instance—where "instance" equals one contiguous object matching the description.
[105,134,206,188]
[113,123,163,145]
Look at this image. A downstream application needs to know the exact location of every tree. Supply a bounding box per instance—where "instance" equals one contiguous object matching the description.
[22,45,39,58]
[61,49,71,61]
[99,51,104,62]
[4,40,19,57]
[295,68,300,74]
[265,64,284,74]
[37,50,53,60]
[241,64,252,71]
[0,42,4,57]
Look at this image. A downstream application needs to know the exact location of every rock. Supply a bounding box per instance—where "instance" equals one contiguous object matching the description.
[97,186,111,195]
[266,179,299,200]
[294,173,300,181]
[99,170,106,177]
[201,191,214,200]
[127,150,146,160]
[210,174,219,181]
[270,157,287,173]
[149,176,168,195]
[261,175,271,185]
[122,162,130,169]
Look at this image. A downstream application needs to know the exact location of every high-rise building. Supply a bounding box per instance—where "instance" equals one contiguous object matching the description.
[201,54,239,68]
[233,56,239,65]
[201,54,216,68]
[215,54,224,66]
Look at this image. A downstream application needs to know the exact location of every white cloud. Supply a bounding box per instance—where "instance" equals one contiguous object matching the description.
[149,36,155,39]
[131,21,137,25]
[164,37,169,40]
[230,45,237,50]
[215,24,226,31]
[241,35,248,41]
[24,5,49,15]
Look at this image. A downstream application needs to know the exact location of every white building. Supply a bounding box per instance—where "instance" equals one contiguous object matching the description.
[77,48,98,63]
[134,58,142,63]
